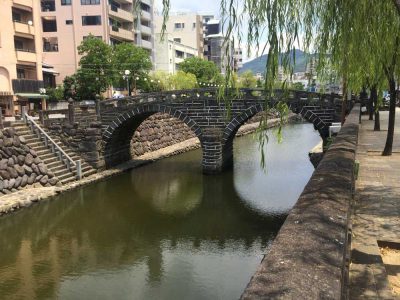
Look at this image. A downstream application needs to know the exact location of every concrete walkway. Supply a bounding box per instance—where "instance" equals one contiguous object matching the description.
[349,108,400,299]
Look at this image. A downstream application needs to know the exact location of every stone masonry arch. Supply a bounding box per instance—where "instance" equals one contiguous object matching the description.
[102,104,203,167]
[220,104,264,169]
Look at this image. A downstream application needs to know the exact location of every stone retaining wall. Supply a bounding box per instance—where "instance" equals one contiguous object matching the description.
[0,128,58,197]
[241,105,359,299]
[131,113,197,157]
[130,111,282,157]
[46,108,103,169]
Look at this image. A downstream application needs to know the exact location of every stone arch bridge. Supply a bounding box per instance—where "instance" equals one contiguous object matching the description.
[95,88,347,174]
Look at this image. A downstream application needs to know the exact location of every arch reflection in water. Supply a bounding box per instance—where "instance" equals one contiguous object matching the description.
[0,123,320,300]
[233,123,321,216]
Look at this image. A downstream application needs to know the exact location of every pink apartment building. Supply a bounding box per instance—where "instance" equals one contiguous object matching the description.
[41,0,155,85]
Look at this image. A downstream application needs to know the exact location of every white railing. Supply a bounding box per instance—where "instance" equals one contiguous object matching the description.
[23,112,82,180]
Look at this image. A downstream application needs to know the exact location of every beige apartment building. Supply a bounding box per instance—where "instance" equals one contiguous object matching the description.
[154,13,204,58]
[40,0,155,85]
[154,33,198,74]
[0,0,49,116]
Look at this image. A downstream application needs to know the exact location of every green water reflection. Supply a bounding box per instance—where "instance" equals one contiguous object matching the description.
[0,123,320,300]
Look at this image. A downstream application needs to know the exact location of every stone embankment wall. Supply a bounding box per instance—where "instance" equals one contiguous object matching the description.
[46,108,103,169]
[130,111,285,157]
[0,128,58,196]
[242,105,359,299]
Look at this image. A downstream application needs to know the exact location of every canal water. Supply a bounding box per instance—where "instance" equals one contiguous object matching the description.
[0,123,320,300]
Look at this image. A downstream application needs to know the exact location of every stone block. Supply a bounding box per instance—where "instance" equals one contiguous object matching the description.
[79,141,98,152]
[24,154,34,166]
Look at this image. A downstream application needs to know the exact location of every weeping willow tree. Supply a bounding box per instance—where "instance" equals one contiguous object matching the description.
[161,0,400,155]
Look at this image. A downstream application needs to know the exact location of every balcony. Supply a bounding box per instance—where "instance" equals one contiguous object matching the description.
[12,79,44,93]
[15,49,37,63]
[109,5,133,22]
[140,39,152,50]
[109,26,134,41]
[140,10,151,21]
[13,21,35,38]
[13,0,33,9]
[140,24,152,35]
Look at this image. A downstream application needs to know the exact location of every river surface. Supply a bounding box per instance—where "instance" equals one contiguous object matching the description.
[0,123,320,300]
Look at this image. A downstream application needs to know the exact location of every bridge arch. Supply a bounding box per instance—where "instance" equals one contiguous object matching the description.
[102,104,203,167]
[221,104,264,169]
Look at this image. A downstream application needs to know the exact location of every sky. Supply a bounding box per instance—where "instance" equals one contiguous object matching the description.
[154,0,221,17]
[154,0,260,63]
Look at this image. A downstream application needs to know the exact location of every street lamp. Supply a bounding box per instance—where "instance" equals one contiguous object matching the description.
[124,70,131,96]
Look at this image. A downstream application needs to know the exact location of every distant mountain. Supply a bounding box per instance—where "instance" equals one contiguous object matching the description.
[239,49,311,75]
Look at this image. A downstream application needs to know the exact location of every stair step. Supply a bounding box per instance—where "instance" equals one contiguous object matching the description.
[46,160,67,168]
[50,165,70,173]
[57,173,76,181]
[39,153,58,160]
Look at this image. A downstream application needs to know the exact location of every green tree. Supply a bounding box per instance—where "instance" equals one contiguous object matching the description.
[291,82,305,91]
[209,0,400,155]
[77,35,113,99]
[178,57,221,83]
[149,71,170,91]
[239,70,257,88]
[169,71,197,90]
[63,75,78,100]
[46,86,64,101]
[112,43,152,94]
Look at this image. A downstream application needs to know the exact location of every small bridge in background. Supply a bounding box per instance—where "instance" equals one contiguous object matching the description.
[98,88,348,173]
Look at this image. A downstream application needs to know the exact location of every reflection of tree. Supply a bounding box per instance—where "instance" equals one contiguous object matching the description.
[0,153,286,299]
[129,160,203,216]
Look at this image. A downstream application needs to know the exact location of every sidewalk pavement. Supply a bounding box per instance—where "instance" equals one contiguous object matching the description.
[349,108,400,299]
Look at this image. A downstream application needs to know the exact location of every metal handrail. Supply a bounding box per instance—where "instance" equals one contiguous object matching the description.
[23,112,82,180]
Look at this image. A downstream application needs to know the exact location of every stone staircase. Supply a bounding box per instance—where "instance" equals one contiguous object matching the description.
[11,121,97,185]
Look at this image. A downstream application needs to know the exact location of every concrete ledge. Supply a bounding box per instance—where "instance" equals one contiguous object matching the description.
[241,105,360,299]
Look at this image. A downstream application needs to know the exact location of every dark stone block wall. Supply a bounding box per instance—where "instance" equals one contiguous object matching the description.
[46,107,104,169]
[130,113,197,157]
[0,128,58,195]
[129,111,280,157]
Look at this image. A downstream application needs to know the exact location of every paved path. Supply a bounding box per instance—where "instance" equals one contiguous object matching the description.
[349,108,400,299]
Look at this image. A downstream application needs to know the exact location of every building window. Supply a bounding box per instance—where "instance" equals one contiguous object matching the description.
[175,50,184,59]
[17,68,25,79]
[42,18,57,32]
[66,20,73,25]
[140,3,150,12]
[61,0,71,5]
[14,39,23,51]
[43,37,58,52]
[173,38,181,43]
[83,35,102,40]
[12,12,21,22]
[174,23,184,29]
[81,0,100,4]
[41,1,56,12]
[82,16,101,26]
